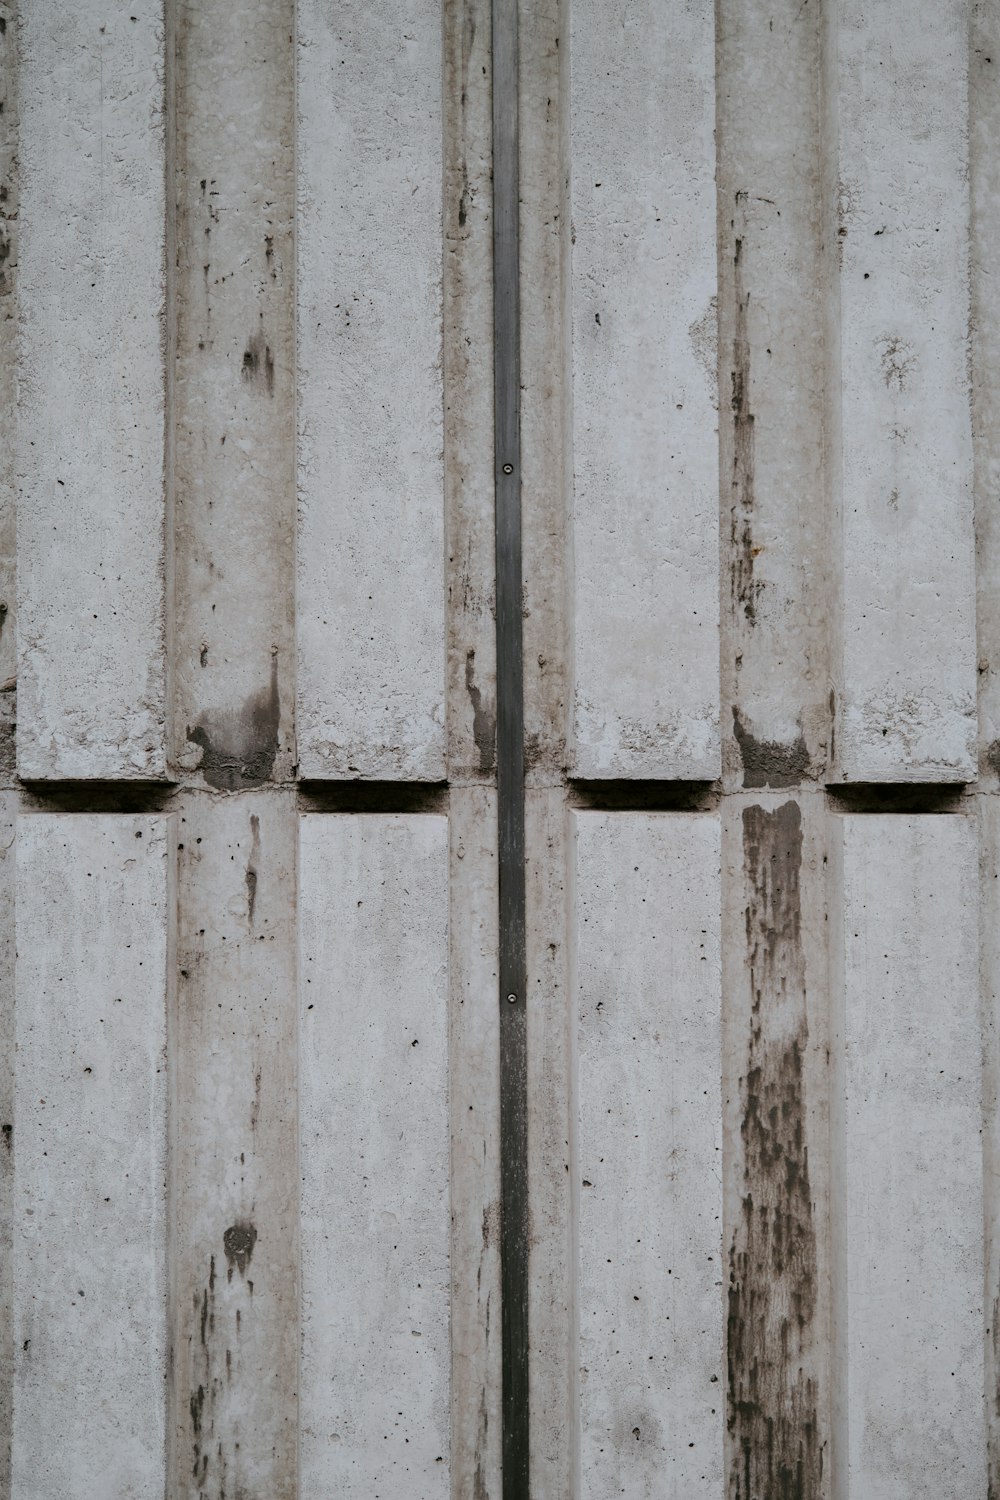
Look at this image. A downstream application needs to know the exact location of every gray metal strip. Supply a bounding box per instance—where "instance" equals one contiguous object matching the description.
[492,0,529,1493]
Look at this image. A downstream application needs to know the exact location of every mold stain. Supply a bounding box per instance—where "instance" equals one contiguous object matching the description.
[730,217,762,631]
[187,655,280,790]
[733,706,811,789]
[465,648,496,774]
[729,802,821,1500]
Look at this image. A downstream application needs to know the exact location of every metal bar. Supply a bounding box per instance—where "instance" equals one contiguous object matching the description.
[492,0,529,1493]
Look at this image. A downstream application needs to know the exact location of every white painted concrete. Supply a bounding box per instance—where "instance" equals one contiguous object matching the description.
[297,1,446,781]
[299,815,450,1496]
[569,0,719,780]
[829,0,977,781]
[17,1,168,780]
[572,812,723,1497]
[12,816,171,1500]
[836,816,985,1497]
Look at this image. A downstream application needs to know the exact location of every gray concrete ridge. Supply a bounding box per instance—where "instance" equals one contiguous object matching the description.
[1,1,997,1498]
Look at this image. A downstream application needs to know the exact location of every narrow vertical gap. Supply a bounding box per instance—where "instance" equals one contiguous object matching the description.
[492,0,528,1493]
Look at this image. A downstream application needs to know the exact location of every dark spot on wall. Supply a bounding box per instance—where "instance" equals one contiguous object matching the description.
[465,648,496,774]
[988,740,1000,779]
[223,1221,257,1279]
[731,223,761,629]
[729,802,821,1500]
[241,322,275,396]
[733,706,810,788]
[187,654,280,790]
[1,1122,10,1150]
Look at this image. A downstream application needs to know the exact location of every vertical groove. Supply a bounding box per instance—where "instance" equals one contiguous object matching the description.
[493,0,528,1493]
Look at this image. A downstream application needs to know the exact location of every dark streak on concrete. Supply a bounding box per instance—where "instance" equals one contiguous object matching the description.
[731,223,760,630]
[729,802,821,1500]
[187,655,280,790]
[241,323,275,395]
[465,648,496,774]
[223,1221,258,1280]
[988,739,1000,778]
[245,813,260,928]
[733,706,811,788]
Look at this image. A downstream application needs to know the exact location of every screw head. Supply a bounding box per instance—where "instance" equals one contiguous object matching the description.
[507,992,517,1004]
[502,462,514,475]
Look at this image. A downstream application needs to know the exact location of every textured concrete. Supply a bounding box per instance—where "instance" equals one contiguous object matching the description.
[17,1,168,780]
[569,0,719,780]
[13,816,171,1499]
[448,787,501,1500]
[444,0,496,790]
[0,796,14,1500]
[172,0,297,789]
[0,2,16,706]
[572,812,723,1497]
[717,0,831,792]
[297,0,446,781]
[299,815,450,1496]
[172,792,298,1499]
[828,0,977,782]
[834,816,985,1496]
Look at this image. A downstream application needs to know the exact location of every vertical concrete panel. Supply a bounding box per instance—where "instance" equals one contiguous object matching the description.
[572,812,723,1497]
[17,2,168,780]
[0,796,15,1500]
[444,0,496,787]
[299,815,450,1493]
[12,816,171,1499]
[835,816,985,1496]
[0,2,17,702]
[172,0,296,787]
[172,792,298,1498]
[569,0,719,780]
[724,794,831,1500]
[717,0,831,790]
[828,0,976,781]
[448,787,501,1500]
[297,2,446,781]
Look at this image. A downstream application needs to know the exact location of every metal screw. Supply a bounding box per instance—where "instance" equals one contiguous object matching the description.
[507,992,517,1004]
[502,462,514,475]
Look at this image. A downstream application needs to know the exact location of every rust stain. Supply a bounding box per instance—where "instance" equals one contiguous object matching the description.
[729,801,821,1500]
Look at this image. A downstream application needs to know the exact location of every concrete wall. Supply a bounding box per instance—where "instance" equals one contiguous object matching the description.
[2,1,995,1497]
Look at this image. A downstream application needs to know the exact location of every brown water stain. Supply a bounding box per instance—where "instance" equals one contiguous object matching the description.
[729,801,821,1500]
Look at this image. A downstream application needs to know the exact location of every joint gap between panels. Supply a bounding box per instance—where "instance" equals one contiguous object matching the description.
[17,781,179,814]
[825,783,972,815]
[296,781,450,815]
[567,780,721,813]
